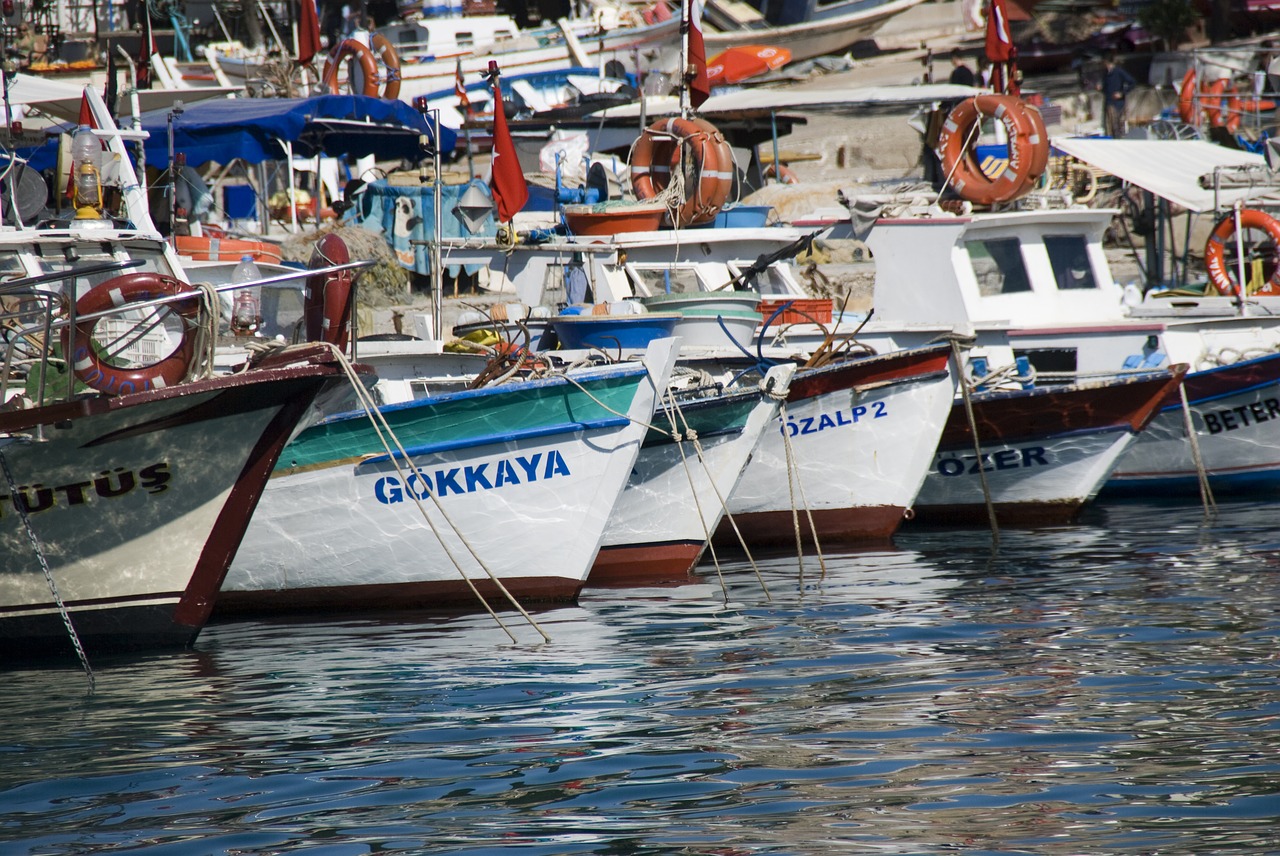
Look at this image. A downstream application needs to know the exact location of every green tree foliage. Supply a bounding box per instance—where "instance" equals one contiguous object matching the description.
[1138,0,1200,49]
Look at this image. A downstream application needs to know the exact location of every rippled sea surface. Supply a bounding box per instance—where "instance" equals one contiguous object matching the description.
[4,499,1280,855]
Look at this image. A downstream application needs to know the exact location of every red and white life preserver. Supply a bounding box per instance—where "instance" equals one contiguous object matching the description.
[1202,77,1233,128]
[935,94,1048,206]
[1178,69,1199,124]
[304,233,355,349]
[763,163,799,184]
[173,234,284,264]
[1204,208,1280,296]
[631,116,734,227]
[64,272,200,395]
[322,38,380,98]
[371,34,402,101]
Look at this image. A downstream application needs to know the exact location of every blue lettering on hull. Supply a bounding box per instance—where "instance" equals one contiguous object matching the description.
[373,449,572,504]
[781,400,888,437]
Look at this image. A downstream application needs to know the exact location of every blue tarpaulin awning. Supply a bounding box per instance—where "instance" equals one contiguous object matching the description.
[137,94,457,167]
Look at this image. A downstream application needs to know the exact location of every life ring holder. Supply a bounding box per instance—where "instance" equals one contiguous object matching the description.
[63,272,201,395]
[631,116,734,227]
[304,233,355,349]
[1204,208,1280,296]
[321,38,380,98]
[935,94,1047,206]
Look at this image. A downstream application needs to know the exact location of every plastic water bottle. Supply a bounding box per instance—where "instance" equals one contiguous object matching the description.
[231,254,262,336]
[71,125,100,209]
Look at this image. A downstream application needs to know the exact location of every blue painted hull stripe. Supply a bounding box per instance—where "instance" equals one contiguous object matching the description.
[354,416,632,470]
[938,422,1134,454]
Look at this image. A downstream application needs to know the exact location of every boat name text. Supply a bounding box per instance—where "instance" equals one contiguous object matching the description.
[936,447,1048,476]
[1202,399,1280,434]
[0,463,171,519]
[373,450,572,503]
[781,402,887,437]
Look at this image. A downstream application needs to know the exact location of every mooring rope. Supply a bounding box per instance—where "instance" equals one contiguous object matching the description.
[1179,381,1218,518]
[0,444,94,689]
[319,343,550,643]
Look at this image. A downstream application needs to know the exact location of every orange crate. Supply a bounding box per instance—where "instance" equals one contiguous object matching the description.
[757,298,833,325]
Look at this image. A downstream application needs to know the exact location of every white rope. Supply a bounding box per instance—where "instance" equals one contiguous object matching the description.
[776,400,827,583]
[317,342,550,643]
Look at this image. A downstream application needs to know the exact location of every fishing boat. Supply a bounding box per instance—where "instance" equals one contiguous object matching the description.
[0,90,359,660]
[912,368,1188,523]
[703,0,929,64]
[592,363,794,585]
[216,339,680,614]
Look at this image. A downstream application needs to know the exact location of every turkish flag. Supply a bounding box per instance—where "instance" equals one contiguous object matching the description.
[489,65,528,222]
[137,7,155,90]
[297,0,321,66]
[687,0,710,108]
[985,0,1013,62]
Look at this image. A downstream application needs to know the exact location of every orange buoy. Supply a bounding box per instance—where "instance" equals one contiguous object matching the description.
[1204,208,1280,296]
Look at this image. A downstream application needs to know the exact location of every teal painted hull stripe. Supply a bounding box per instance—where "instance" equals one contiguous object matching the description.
[323,364,649,425]
[354,416,632,471]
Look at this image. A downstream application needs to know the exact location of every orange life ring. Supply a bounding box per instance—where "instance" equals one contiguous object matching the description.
[1178,69,1198,124]
[935,94,1046,205]
[371,34,402,101]
[1204,208,1280,296]
[64,272,200,395]
[763,163,799,184]
[304,233,355,349]
[322,38,380,98]
[1202,78,1232,128]
[174,235,284,264]
[631,116,734,227]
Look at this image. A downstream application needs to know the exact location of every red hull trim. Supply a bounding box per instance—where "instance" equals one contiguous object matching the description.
[910,500,1084,526]
[589,541,704,586]
[713,506,906,548]
[212,576,584,617]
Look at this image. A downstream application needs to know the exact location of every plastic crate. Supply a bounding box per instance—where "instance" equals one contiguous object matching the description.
[757,298,833,326]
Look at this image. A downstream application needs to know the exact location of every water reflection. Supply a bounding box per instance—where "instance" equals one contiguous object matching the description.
[2,503,1277,853]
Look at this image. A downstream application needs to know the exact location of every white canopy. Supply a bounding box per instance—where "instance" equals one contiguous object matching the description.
[593,83,983,119]
[1051,137,1280,214]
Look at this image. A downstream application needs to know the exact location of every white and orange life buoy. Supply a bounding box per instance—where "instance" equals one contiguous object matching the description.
[371,34,402,101]
[63,272,200,395]
[304,233,355,349]
[1178,69,1199,124]
[1202,77,1233,128]
[322,38,380,98]
[174,234,284,264]
[763,163,799,184]
[631,116,734,227]
[1204,208,1280,296]
[935,94,1048,206]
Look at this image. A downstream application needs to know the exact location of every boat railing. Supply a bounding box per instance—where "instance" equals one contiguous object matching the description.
[0,260,374,409]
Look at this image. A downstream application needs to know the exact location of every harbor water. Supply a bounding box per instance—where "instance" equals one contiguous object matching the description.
[3,499,1278,854]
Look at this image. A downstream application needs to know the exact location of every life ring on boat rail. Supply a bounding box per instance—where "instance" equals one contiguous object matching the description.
[1201,77,1233,129]
[1178,68,1199,124]
[322,38,380,98]
[1204,208,1280,296]
[173,234,284,264]
[935,94,1048,206]
[370,34,402,101]
[62,272,200,395]
[304,233,355,349]
[631,116,734,227]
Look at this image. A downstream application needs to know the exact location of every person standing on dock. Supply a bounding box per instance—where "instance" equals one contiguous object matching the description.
[1100,52,1136,138]
[949,49,975,86]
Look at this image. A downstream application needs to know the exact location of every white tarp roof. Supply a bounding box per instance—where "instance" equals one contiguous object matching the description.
[593,83,982,119]
[1052,137,1280,213]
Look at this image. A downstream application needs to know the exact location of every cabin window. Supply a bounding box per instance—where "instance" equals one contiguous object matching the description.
[727,262,791,295]
[967,237,1031,296]
[628,266,703,297]
[456,31,475,48]
[1045,235,1097,290]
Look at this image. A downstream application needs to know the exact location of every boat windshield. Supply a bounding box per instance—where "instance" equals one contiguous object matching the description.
[26,241,175,298]
[628,266,705,296]
[1045,235,1098,291]
[967,237,1032,296]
